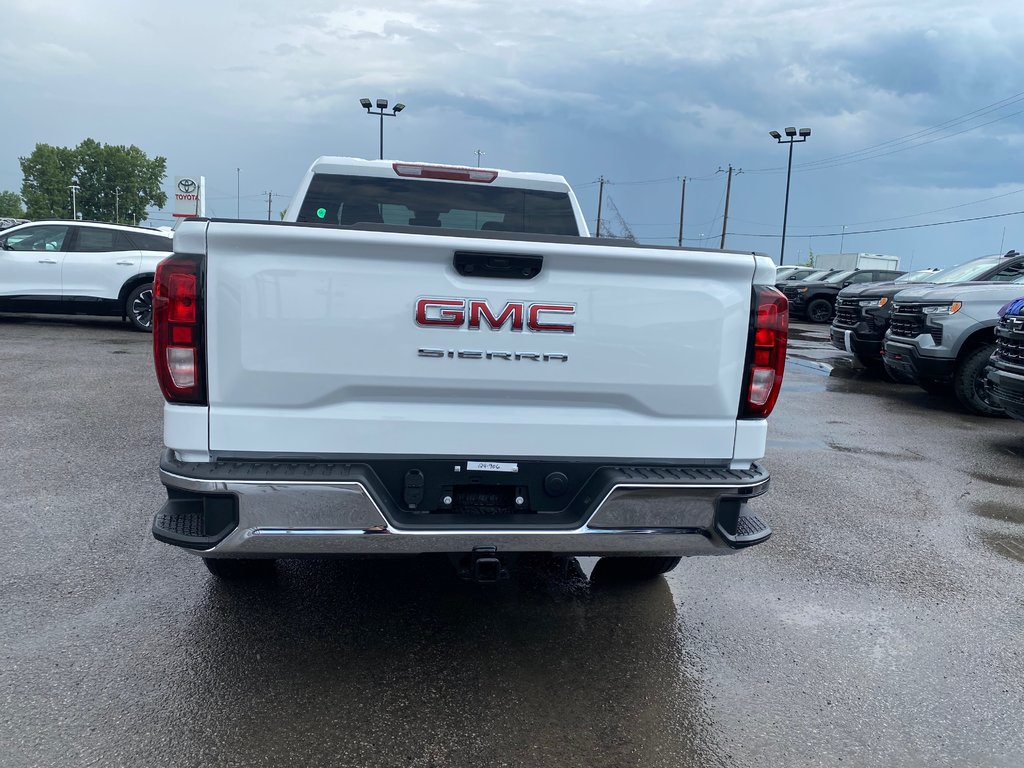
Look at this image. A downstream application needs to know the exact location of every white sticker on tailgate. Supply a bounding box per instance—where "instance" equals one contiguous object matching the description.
[467,461,519,473]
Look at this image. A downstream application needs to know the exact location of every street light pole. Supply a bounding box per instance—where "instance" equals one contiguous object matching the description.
[769,127,811,266]
[475,149,485,167]
[677,176,686,247]
[360,98,406,160]
[69,177,80,220]
[114,186,120,223]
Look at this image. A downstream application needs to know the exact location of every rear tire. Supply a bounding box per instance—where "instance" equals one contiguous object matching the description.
[591,556,682,582]
[125,283,153,332]
[202,557,276,580]
[953,344,1006,417]
[807,298,834,324]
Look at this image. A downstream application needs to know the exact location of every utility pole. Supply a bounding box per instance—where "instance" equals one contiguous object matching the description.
[236,168,241,218]
[114,186,121,224]
[595,176,606,237]
[719,165,734,249]
[475,149,485,167]
[677,177,687,247]
[264,191,275,221]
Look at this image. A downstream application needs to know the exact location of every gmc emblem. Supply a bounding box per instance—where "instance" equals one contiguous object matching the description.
[416,298,575,333]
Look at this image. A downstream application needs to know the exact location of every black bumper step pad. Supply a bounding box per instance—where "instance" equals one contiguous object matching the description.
[152,493,238,549]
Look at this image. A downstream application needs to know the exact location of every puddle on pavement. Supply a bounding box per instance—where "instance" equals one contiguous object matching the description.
[973,501,1024,525]
[980,531,1024,563]
[787,358,832,376]
[826,441,921,462]
[989,440,1024,459]
[781,380,827,394]
[968,472,1024,491]
[767,437,827,451]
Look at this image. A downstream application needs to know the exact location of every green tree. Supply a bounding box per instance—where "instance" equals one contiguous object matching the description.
[20,139,168,223]
[0,190,26,217]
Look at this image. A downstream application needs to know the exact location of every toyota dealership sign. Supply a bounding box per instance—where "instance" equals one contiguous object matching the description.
[173,175,206,217]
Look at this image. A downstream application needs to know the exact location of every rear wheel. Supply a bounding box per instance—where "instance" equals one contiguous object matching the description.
[953,344,1006,417]
[807,298,834,323]
[202,557,276,580]
[125,283,153,332]
[591,556,682,582]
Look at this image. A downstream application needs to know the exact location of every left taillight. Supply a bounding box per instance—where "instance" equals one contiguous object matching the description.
[153,254,206,405]
[742,286,788,419]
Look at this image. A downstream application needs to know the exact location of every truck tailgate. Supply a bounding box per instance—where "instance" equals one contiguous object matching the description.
[202,222,756,460]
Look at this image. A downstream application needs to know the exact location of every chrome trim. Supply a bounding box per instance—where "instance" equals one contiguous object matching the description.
[158,468,768,558]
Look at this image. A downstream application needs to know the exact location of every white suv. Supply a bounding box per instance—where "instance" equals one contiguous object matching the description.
[0,220,173,331]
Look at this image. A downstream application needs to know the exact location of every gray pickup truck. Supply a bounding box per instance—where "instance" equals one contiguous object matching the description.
[883,278,1024,415]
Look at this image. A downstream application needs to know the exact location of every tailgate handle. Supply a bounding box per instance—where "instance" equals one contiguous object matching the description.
[453,251,542,280]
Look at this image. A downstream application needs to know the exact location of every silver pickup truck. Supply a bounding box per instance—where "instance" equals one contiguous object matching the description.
[883,277,1024,415]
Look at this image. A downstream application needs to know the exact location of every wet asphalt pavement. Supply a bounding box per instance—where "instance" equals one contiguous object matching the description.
[1,315,1023,767]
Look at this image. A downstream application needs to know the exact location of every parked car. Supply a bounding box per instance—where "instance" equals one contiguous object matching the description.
[775,266,819,283]
[882,276,1024,415]
[986,296,1024,422]
[832,251,1024,374]
[0,220,172,331]
[775,268,839,291]
[783,267,906,323]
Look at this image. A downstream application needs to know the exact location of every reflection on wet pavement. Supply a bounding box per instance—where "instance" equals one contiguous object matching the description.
[166,557,727,767]
[979,532,1024,563]
[974,501,1024,524]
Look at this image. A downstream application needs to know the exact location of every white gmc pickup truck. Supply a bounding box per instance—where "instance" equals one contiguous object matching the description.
[151,157,787,582]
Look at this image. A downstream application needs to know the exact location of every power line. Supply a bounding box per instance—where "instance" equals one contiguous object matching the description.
[725,208,1024,238]
[802,91,1024,169]
[744,90,1024,174]
[575,172,721,189]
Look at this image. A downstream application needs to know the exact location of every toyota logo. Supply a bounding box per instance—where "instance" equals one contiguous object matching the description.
[177,178,197,194]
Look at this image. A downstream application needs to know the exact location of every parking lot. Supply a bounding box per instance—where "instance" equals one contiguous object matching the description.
[2,314,1023,767]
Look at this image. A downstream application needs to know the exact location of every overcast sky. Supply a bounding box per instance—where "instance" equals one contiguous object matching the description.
[2,0,1022,267]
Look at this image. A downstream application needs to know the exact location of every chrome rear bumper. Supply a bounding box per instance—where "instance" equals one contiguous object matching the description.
[155,456,771,558]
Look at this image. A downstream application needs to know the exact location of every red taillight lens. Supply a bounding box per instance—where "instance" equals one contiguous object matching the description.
[153,255,206,405]
[743,286,788,418]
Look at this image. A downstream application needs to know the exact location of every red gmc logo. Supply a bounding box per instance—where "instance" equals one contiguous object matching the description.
[416,298,575,333]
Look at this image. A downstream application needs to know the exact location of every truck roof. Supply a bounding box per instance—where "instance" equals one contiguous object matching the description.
[308,156,574,194]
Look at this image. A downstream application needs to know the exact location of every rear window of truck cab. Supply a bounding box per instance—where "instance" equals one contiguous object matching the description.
[296,173,580,236]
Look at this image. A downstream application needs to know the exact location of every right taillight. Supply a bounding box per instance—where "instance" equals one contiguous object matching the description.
[153,254,206,405]
[742,286,788,419]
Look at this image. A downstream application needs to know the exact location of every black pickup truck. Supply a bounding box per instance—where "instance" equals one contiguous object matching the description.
[831,251,1024,372]
[783,268,905,323]
[987,297,1024,422]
